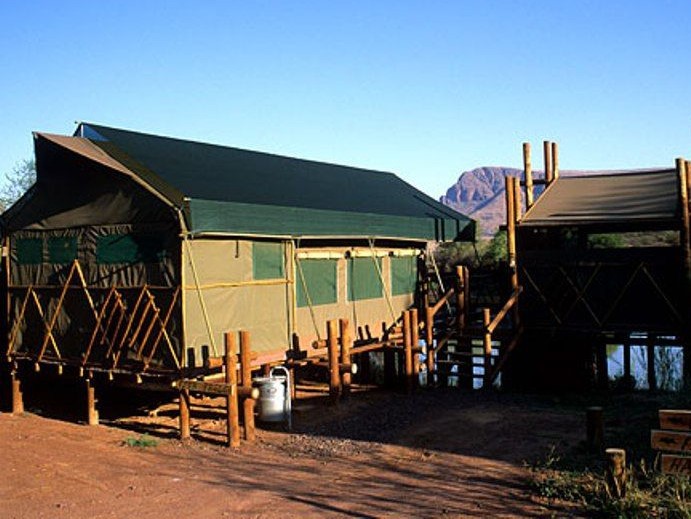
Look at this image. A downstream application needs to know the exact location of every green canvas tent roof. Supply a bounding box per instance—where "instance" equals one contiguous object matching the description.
[520,169,680,229]
[74,123,474,241]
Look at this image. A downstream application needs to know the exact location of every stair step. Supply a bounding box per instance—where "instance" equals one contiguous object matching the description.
[440,350,474,358]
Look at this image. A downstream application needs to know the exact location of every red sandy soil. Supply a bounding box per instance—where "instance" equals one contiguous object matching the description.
[0,389,584,518]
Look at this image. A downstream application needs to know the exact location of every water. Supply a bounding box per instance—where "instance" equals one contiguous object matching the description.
[606,337,683,391]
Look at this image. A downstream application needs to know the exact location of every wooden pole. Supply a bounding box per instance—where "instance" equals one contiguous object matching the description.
[605,448,627,498]
[586,406,603,451]
[411,309,420,383]
[551,141,559,180]
[523,142,534,209]
[482,308,492,388]
[511,177,522,328]
[505,177,518,292]
[463,266,470,327]
[86,378,99,426]
[327,320,341,403]
[455,266,466,334]
[179,388,191,440]
[425,305,435,387]
[11,370,23,415]
[339,318,352,399]
[623,339,632,389]
[239,330,255,442]
[224,332,240,448]
[403,310,414,394]
[678,158,690,271]
[597,338,609,390]
[647,333,656,392]
[678,159,691,389]
[544,140,553,185]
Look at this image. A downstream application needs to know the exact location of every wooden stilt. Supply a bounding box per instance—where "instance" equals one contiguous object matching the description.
[505,177,518,292]
[511,177,522,328]
[455,266,466,334]
[239,330,255,442]
[523,142,534,208]
[425,305,435,387]
[327,320,341,403]
[224,332,240,448]
[403,310,414,394]
[410,309,420,383]
[339,319,352,399]
[11,371,24,415]
[86,378,99,426]
[678,158,691,390]
[551,142,559,180]
[482,308,492,388]
[544,140,554,185]
[597,338,609,389]
[179,388,191,440]
[623,339,632,389]
[647,334,656,392]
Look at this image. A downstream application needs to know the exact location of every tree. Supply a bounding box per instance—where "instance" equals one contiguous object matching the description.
[482,229,507,266]
[0,159,36,212]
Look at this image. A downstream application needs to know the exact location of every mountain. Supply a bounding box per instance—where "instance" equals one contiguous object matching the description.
[440,167,616,238]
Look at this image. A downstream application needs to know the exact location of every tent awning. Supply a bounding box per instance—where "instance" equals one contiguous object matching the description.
[520,169,679,228]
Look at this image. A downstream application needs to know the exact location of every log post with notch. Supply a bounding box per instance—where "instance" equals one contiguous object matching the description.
[224,331,240,448]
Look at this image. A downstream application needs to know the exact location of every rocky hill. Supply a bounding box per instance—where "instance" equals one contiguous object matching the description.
[441,167,613,238]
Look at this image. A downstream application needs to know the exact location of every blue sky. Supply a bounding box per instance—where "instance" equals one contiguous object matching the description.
[1,1,690,198]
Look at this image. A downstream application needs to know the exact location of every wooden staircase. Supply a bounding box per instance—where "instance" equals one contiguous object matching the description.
[422,265,523,390]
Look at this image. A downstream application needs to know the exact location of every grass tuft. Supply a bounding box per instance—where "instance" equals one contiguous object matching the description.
[123,434,158,448]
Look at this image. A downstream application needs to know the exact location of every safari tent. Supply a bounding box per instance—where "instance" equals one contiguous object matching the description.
[503,143,690,390]
[1,123,474,382]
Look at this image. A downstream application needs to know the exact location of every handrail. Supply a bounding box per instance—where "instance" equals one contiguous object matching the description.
[487,286,523,334]
[431,287,456,316]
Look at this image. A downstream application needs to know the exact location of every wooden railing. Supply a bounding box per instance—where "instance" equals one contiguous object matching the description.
[483,286,523,387]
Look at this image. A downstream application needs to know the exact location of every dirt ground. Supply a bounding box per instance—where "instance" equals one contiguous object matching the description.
[0,385,586,518]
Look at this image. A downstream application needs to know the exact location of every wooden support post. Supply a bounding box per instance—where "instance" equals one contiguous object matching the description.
[239,330,255,442]
[339,318,352,399]
[505,176,518,292]
[544,140,553,185]
[605,448,627,498]
[623,339,632,389]
[647,334,657,392]
[678,158,691,390]
[482,308,492,388]
[678,158,690,275]
[11,370,24,415]
[551,142,559,180]
[224,332,240,448]
[86,378,99,426]
[586,406,604,451]
[425,305,435,387]
[327,320,341,403]
[179,388,191,441]
[411,309,420,383]
[463,266,470,326]
[523,142,534,209]
[456,266,466,334]
[511,178,522,328]
[597,338,609,390]
[403,310,414,394]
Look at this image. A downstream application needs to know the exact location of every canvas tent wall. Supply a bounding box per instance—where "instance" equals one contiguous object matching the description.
[1,123,473,376]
